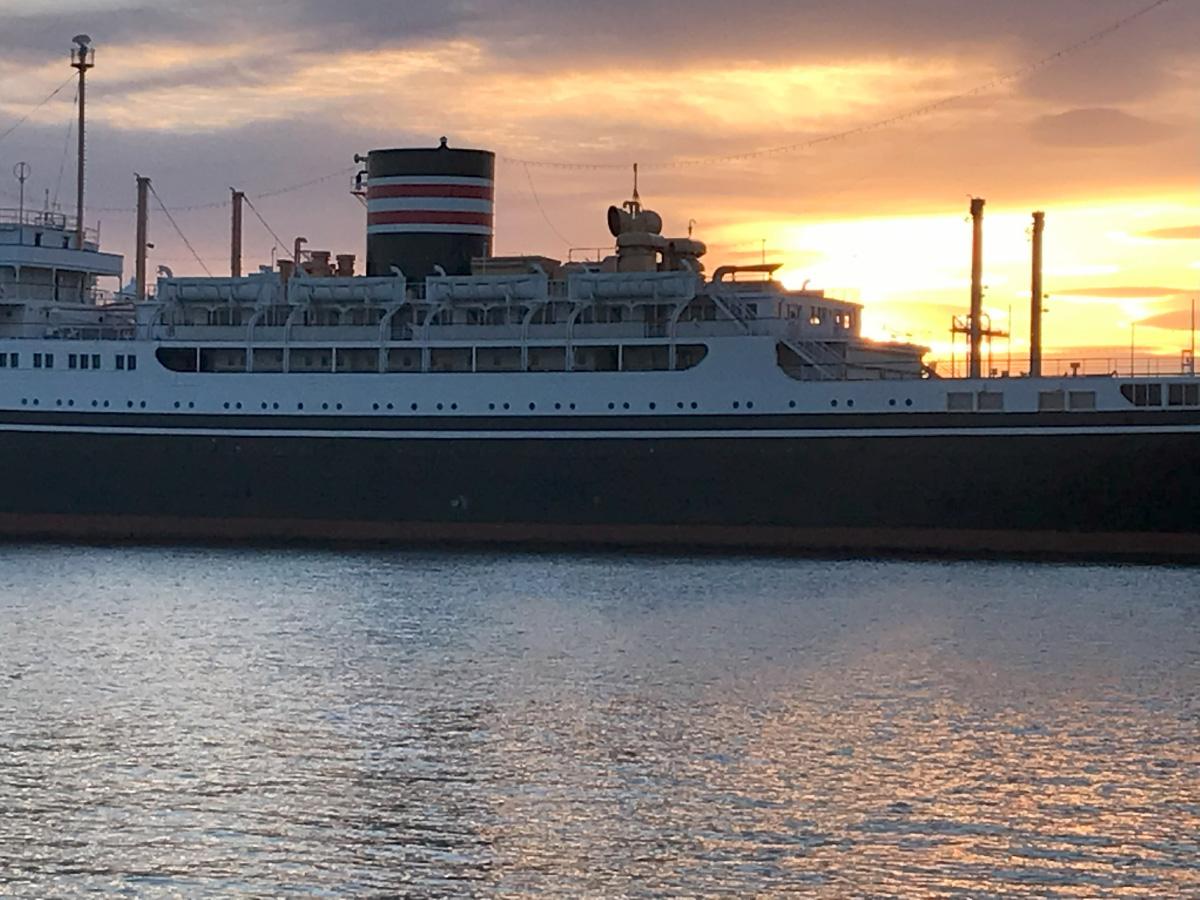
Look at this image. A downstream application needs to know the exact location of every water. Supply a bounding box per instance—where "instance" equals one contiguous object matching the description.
[0,546,1197,898]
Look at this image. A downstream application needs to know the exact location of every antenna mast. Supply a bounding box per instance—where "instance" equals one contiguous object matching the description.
[70,34,94,250]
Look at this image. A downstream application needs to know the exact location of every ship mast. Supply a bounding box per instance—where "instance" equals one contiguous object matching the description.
[70,34,94,251]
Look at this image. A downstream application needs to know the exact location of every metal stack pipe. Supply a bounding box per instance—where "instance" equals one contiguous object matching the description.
[135,175,150,301]
[969,198,985,380]
[1030,211,1046,378]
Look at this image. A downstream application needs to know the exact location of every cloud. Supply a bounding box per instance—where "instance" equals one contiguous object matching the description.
[1138,225,1200,240]
[1029,107,1179,147]
[1053,286,1189,299]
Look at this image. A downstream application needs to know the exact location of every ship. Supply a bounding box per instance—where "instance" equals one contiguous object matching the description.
[1,38,1198,559]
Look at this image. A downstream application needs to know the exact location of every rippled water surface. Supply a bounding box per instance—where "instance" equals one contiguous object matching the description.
[1,546,1198,897]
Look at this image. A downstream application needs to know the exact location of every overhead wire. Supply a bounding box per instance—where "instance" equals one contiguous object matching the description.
[0,74,76,147]
[500,0,1177,171]
[146,181,213,276]
[522,163,574,249]
[52,86,78,209]
[243,195,293,261]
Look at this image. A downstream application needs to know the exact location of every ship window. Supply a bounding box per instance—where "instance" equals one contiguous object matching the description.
[127,355,136,371]
[80,355,90,370]
[45,353,53,369]
[116,355,125,370]
[1038,391,1066,412]
[0,355,5,368]
[1069,391,1097,411]
[33,353,42,368]
[1149,384,1162,406]
[93,354,102,370]
[1169,384,1184,406]
[69,354,77,369]
[978,391,1004,412]
[947,391,973,412]
[1187,384,1200,406]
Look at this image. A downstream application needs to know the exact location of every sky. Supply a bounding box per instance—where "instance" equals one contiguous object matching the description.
[0,0,1197,368]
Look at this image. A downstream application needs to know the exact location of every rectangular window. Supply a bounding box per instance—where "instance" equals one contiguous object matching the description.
[1038,391,1066,412]
[69,354,78,369]
[33,353,42,368]
[977,392,1004,412]
[45,353,53,369]
[1069,391,1097,411]
[92,354,101,370]
[8,353,16,368]
[82,355,91,370]
[1169,384,1185,407]
[1134,384,1149,407]
[127,355,136,371]
[1148,384,1162,406]
[946,392,974,412]
[116,355,125,370]
[0,355,6,369]
[1186,384,1200,407]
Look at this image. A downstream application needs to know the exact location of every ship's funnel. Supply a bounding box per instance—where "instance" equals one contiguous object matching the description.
[365,141,495,278]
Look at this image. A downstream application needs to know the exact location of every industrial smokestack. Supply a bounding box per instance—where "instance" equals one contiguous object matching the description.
[134,175,150,301]
[1030,211,1046,378]
[231,189,245,278]
[969,198,985,380]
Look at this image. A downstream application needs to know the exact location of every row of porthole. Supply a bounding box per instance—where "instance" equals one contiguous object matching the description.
[17,397,921,413]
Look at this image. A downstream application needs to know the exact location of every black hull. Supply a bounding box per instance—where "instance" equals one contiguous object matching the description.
[1,418,1199,559]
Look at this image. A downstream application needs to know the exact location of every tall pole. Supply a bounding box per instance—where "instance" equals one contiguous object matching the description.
[1030,211,1045,378]
[71,36,94,251]
[231,189,245,277]
[135,175,150,301]
[969,198,986,380]
[14,162,30,224]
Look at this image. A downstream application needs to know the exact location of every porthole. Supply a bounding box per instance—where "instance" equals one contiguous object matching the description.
[20,398,27,406]
[235,402,242,410]
[831,400,839,408]
[372,403,380,411]
[140,402,147,409]
[608,403,615,410]
[451,403,458,411]
[569,403,576,411]
[272,403,279,410]
[905,399,914,407]
[789,401,797,409]
[529,403,536,411]
[554,403,562,410]
[747,401,754,410]
[32,399,38,407]
[847,400,855,408]
[297,403,304,410]
[386,403,393,411]
[488,403,496,411]
[437,403,444,411]
[411,403,418,411]
[102,401,109,409]
[91,400,98,408]
[261,402,269,410]
[649,402,656,410]
[503,403,510,411]
[223,402,230,410]
[336,403,343,411]
[733,402,740,410]
[889,399,897,407]
[622,402,630,410]
[55,400,62,407]
[68,400,74,407]
[691,402,699,410]
[174,401,181,409]
[188,403,195,409]
[127,401,134,409]
[322,403,329,410]
[677,402,684,410]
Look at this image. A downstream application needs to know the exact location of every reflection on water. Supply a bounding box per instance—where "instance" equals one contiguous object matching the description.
[0,547,1197,896]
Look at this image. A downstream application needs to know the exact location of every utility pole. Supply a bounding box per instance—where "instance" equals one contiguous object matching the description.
[231,189,245,277]
[1030,211,1045,378]
[70,35,94,250]
[135,175,151,300]
[969,198,985,380]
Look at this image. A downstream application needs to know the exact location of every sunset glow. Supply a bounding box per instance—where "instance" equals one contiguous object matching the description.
[0,0,1195,363]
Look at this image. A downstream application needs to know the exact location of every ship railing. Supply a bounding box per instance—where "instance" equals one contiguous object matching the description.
[935,354,1200,379]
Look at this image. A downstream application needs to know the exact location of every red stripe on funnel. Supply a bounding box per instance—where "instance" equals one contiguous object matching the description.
[368,184,494,200]
[368,211,493,226]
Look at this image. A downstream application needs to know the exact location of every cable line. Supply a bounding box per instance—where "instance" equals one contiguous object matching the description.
[522,163,574,249]
[0,74,76,147]
[501,0,1177,171]
[147,182,213,276]
[243,195,293,261]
